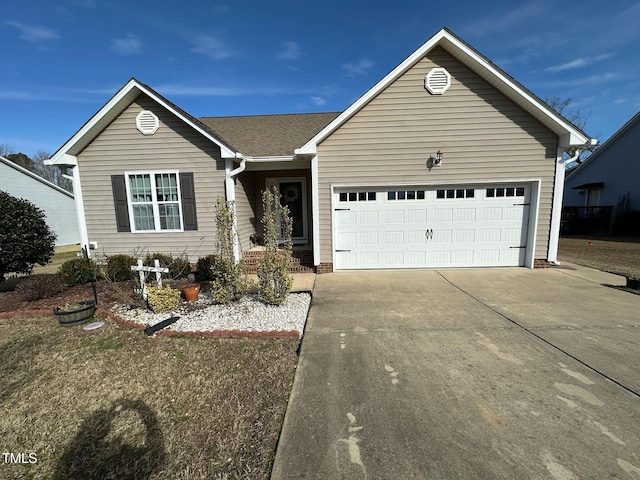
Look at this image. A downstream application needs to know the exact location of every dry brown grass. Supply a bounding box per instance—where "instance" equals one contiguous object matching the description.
[0,315,299,479]
[558,236,640,278]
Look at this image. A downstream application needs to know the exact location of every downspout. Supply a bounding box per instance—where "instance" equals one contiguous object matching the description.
[548,146,588,264]
[224,153,247,262]
[63,165,90,257]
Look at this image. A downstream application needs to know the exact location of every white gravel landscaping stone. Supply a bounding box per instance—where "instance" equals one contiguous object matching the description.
[111,292,311,334]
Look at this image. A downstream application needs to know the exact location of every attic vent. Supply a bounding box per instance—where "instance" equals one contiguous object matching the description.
[136,110,159,135]
[425,68,451,95]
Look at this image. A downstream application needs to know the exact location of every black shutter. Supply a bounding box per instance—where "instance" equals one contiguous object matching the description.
[180,172,198,231]
[111,175,131,232]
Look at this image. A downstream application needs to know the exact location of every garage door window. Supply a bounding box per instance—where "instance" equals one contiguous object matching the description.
[486,187,525,198]
[339,191,377,202]
[436,189,474,199]
[387,190,425,200]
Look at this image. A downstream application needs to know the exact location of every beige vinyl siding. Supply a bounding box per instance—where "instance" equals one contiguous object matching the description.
[317,46,558,264]
[78,94,225,262]
[235,171,257,253]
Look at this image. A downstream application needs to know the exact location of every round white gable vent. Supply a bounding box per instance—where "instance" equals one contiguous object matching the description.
[136,110,159,135]
[425,67,451,95]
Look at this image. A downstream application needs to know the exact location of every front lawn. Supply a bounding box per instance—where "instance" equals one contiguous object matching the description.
[0,315,298,479]
[558,235,640,278]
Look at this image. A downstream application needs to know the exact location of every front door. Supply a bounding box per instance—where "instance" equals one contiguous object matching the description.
[266,177,308,244]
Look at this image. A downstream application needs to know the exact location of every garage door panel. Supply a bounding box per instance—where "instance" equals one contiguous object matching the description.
[433,230,452,243]
[385,231,404,244]
[359,231,379,245]
[408,209,427,222]
[455,229,475,243]
[456,208,476,222]
[386,210,405,223]
[434,209,453,222]
[483,208,503,221]
[334,184,531,269]
[408,230,427,243]
[482,228,501,242]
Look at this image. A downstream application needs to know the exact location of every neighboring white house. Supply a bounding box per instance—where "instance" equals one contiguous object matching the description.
[0,156,80,246]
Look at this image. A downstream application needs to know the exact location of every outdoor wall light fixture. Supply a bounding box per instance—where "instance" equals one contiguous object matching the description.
[427,149,443,170]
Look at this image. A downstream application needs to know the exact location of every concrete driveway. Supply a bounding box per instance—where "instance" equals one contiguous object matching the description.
[271,267,640,479]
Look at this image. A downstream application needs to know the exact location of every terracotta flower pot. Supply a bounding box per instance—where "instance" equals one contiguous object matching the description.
[182,284,200,301]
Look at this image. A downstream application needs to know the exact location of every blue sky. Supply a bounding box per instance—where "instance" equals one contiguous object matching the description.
[2,0,639,157]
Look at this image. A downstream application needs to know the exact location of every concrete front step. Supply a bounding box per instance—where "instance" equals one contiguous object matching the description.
[242,250,314,273]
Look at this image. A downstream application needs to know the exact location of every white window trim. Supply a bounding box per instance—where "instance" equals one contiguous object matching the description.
[266,177,308,244]
[124,170,184,233]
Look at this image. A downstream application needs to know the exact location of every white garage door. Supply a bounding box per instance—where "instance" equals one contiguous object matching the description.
[334,185,531,269]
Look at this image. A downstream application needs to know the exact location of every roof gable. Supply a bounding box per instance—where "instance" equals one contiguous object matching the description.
[297,28,591,155]
[48,78,237,166]
[566,111,640,182]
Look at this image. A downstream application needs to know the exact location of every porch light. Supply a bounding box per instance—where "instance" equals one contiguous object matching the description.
[427,149,443,170]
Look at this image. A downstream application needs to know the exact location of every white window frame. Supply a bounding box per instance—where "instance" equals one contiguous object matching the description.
[124,170,184,233]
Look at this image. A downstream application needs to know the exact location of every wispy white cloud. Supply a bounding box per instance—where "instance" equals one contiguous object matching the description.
[311,96,327,106]
[276,41,302,60]
[155,84,303,96]
[343,59,374,76]
[4,21,59,42]
[545,53,614,73]
[461,2,548,38]
[110,34,142,55]
[212,3,230,13]
[191,34,233,60]
[540,72,616,88]
[72,0,98,7]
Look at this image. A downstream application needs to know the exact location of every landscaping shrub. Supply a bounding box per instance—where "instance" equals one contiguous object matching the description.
[104,254,137,282]
[14,274,65,301]
[146,285,180,313]
[196,254,221,281]
[258,187,293,305]
[0,190,57,282]
[143,253,191,279]
[57,257,98,286]
[210,197,251,304]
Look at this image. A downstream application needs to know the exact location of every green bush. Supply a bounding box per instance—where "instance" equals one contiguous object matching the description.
[15,274,65,301]
[147,285,180,313]
[210,257,251,304]
[257,187,293,305]
[0,190,57,282]
[57,257,98,286]
[104,254,137,282]
[143,253,191,279]
[196,254,222,281]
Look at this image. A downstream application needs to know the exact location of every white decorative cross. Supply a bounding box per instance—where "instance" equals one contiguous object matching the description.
[131,259,169,300]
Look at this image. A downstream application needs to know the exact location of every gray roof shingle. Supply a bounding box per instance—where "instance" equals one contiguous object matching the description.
[198,112,340,157]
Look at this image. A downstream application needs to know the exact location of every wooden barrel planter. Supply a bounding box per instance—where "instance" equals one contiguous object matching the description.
[53,300,97,327]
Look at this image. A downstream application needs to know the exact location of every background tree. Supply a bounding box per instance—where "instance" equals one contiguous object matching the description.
[0,190,57,282]
[545,96,597,164]
[1,146,72,192]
